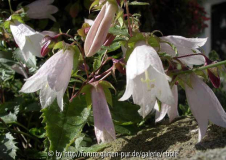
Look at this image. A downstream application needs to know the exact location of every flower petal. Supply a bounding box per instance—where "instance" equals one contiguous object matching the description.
[47,49,73,91]
[92,86,116,143]
[161,36,207,49]
[39,84,56,108]
[84,2,117,57]
[26,0,58,21]
[126,41,165,80]
[155,85,179,122]
[160,36,207,67]
[185,74,226,142]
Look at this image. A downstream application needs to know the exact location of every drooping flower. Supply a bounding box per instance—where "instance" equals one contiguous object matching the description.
[10,21,44,60]
[10,21,56,60]
[91,84,116,143]
[20,48,74,110]
[84,1,117,57]
[155,85,179,123]
[185,74,226,142]
[160,36,208,68]
[119,41,174,118]
[25,0,58,22]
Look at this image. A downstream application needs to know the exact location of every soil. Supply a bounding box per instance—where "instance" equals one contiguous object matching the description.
[88,116,226,160]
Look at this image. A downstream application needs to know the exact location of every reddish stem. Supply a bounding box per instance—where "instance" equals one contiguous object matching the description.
[124,0,133,37]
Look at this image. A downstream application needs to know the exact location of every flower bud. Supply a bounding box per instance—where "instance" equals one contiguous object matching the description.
[40,35,57,57]
[84,2,117,57]
[103,33,116,46]
[91,84,116,143]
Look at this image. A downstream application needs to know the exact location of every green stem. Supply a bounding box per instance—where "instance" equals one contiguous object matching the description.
[8,0,13,14]
[172,60,226,76]
[10,129,41,143]
[9,122,29,131]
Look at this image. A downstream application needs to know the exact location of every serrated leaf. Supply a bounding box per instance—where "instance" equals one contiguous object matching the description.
[110,97,142,123]
[129,1,150,5]
[41,96,91,154]
[0,133,18,160]
[93,56,102,71]
[0,103,19,124]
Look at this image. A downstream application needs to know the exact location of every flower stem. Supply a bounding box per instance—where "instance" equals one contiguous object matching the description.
[124,0,132,37]
[8,0,13,14]
[172,60,226,76]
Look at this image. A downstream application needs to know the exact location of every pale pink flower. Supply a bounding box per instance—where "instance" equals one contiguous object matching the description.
[20,48,74,110]
[25,0,58,22]
[185,74,226,142]
[91,85,116,143]
[120,41,174,118]
[84,2,117,57]
[160,36,207,68]
[155,85,179,123]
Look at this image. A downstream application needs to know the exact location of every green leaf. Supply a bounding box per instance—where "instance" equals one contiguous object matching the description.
[99,80,116,93]
[41,96,91,153]
[93,56,102,71]
[109,26,129,37]
[110,97,142,123]
[0,133,18,160]
[102,87,113,106]
[148,36,160,48]
[0,103,19,125]
[129,1,150,5]
[71,45,80,71]
[52,41,64,53]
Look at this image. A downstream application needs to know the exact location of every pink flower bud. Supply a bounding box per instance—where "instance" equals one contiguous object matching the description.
[104,33,116,46]
[207,69,220,88]
[84,2,117,57]
[40,35,57,57]
[91,84,116,143]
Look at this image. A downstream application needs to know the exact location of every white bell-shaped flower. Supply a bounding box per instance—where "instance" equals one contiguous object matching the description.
[185,74,226,142]
[10,21,44,60]
[120,41,174,118]
[25,0,58,22]
[155,85,179,123]
[20,48,74,110]
[160,36,207,68]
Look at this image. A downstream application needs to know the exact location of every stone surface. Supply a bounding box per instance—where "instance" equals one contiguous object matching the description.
[88,116,226,160]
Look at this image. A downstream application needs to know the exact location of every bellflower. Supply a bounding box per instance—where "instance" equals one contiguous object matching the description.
[91,84,116,143]
[155,85,179,123]
[20,48,74,110]
[160,36,207,68]
[10,21,44,60]
[25,0,58,22]
[84,1,117,57]
[119,41,174,118]
[185,74,226,142]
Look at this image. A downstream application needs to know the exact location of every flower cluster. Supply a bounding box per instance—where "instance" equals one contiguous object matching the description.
[6,0,226,146]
